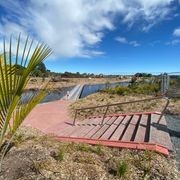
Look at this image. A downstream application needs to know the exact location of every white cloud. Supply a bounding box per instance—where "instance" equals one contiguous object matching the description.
[129,41,140,47]
[0,0,176,58]
[115,37,128,44]
[173,28,180,37]
[166,39,180,45]
[116,37,140,47]
[149,40,161,46]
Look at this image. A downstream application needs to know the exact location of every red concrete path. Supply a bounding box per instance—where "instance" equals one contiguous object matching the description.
[24,100,73,133]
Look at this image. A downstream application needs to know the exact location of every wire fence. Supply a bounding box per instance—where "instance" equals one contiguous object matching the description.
[160,72,180,98]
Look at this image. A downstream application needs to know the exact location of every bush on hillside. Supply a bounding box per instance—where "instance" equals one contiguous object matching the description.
[103,82,160,96]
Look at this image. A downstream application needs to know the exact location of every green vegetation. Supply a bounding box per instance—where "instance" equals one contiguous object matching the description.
[117,160,128,178]
[32,62,47,77]
[56,149,64,161]
[0,35,51,168]
[77,143,103,155]
[134,73,152,77]
[103,82,160,95]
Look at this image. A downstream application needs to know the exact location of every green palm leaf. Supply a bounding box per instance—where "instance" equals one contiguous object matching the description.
[0,35,52,148]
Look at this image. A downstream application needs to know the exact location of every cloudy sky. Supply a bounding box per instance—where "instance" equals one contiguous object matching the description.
[0,0,180,74]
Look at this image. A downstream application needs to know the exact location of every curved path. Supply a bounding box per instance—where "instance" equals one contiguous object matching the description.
[23,100,73,133]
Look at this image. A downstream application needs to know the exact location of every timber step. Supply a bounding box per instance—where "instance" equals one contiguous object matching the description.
[56,112,173,155]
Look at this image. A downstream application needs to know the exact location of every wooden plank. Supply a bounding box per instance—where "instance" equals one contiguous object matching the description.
[121,115,140,141]
[69,117,103,137]
[150,114,173,150]
[110,115,132,141]
[100,115,125,140]
[91,116,118,139]
[65,117,102,137]
[84,117,112,138]
[58,116,100,136]
[134,115,148,142]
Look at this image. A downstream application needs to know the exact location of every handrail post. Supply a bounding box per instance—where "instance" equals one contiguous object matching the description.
[101,105,109,125]
[157,97,170,123]
[73,110,78,125]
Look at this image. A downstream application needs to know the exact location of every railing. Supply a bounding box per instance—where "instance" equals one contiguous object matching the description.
[73,96,170,125]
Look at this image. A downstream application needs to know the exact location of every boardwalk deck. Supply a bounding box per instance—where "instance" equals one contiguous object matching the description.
[24,100,173,156]
[55,112,173,155]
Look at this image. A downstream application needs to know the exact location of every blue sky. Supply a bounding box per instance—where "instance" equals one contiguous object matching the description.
[0,0,180,74]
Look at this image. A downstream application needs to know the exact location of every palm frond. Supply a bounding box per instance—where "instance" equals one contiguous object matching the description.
[0,35,52,147]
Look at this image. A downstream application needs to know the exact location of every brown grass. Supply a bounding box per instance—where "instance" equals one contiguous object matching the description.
[69,92,170,120]
[26,77,129,90]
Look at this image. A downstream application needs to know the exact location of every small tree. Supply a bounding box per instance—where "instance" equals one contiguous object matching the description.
[0,35,51,168]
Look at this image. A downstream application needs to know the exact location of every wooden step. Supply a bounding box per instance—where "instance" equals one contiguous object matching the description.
[91,116,118,139]
[67,117,103,137]
[84,117,112,138]
[110,115,132,141]
[121,115,140,141]
[134,114,149,142]
[100,115,125,140]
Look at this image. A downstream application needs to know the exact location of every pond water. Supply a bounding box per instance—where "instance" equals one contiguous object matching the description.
[22,81,130,103]
[80,81,130,98]
[22,86,74,104]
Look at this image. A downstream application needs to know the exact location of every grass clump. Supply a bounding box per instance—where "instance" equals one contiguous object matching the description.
[117,160,129,178]
[78,143,90,152]
[56,149,64,161]
[90,144,103,155]
[78,143,103,155]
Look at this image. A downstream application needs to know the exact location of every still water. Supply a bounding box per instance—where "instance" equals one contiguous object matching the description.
[22,81,130,103]
[80,81,130,98]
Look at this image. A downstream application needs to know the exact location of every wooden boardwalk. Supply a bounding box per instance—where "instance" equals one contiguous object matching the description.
[55,112,173,155]
[24,101,173,156]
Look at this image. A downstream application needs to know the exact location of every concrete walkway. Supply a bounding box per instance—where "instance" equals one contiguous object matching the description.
[23,100,73,133]
[61,84,84,100]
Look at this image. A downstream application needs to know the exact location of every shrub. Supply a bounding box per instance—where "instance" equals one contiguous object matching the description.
[103,82,160,96]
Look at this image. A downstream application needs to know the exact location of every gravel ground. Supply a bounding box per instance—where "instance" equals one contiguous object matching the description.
[166,115,180,170]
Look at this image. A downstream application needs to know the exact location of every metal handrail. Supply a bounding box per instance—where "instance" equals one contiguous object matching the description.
[73,96,169,125]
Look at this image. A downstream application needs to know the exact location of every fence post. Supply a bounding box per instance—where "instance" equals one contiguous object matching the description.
[73,110,78,125]
[161,73,170,95]
[157,98,170,123]
[101,105,109,125]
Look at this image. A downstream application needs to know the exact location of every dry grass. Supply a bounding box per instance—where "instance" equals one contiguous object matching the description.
[1,126,179,180]
[69,92,170,120]
[70,92,180,120]
[26,77,129,91]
